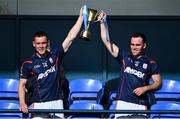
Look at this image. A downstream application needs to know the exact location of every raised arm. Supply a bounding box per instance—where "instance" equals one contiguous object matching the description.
[62,8,83,53]
[99,12,119,58]
[18,78,28,113]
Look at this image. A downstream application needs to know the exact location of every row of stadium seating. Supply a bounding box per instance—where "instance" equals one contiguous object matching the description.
[0,78,180,118]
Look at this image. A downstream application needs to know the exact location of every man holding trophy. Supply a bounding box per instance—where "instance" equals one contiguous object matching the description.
[98,11,162,119]
[80,8,161,119]
[18,8,84,119]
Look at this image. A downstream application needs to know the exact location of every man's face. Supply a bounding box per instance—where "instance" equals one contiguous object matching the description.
[33,36,48,57]
[130,37,146,57]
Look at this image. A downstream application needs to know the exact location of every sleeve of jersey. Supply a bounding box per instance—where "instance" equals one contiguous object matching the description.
[150,60,161,75]
[53,44,66,59]
[20,61,31,79]
[115,49,125,64]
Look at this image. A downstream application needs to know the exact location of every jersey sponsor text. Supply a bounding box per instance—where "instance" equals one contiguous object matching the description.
[38,66,56,80]
[124,67,145,79]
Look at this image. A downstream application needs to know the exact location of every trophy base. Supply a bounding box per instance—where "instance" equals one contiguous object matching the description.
[79,30,91,41]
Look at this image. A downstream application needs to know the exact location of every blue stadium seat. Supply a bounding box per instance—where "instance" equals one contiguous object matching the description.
[151,101,180,119]
[0,101,22,118]
[154,79,180,101]
[0,78,19,100]
[69,79,103,104]
[99,77,119,110]
[109,91,117,105]
[70,102,104,110]
[69,102,103,119]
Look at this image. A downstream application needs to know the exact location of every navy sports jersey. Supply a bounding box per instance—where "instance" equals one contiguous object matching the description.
[20,45,65,103]
[116,49,160,106]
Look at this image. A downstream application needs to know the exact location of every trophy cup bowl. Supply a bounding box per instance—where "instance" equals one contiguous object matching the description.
[79,8,98,41]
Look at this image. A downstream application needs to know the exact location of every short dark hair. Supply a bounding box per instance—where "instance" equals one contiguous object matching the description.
[33,31,48,41]
[131,32,147,44]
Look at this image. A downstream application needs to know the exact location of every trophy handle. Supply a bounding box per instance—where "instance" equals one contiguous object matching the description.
[93,11,101,22]
[88,8,99,22]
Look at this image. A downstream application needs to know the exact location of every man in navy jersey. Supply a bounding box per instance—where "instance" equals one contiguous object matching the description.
[98,12,162,118]
[18,8,84,119]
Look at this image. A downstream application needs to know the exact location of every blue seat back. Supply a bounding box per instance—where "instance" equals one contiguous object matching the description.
[0,102,20,109]
[69,79,102,92]
[154,79,180,99]
[151,101,180,119]
[109,91,117,104]
[69,102,103,119]
[151,101,180,110]
[157,79,180,93]
[70,102,103,110]
[0,78,19,99]
[69,79,103,103]
[0,102,22,118]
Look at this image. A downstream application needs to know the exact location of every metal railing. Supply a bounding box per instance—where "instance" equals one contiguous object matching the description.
[0,109,180,114]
